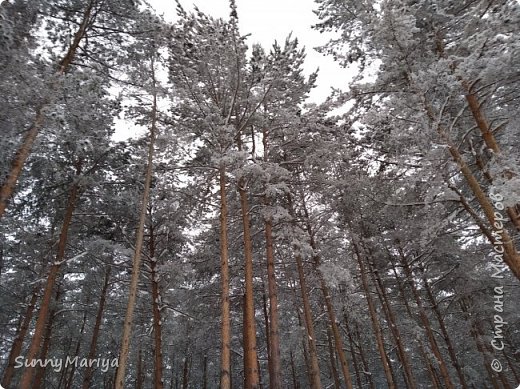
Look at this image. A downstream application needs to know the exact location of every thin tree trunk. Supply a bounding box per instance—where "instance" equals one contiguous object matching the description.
[351,236,396,389]
[264,214,282,389]
[343,316,363,389]
[420,269,467,388]
[19,163,82,389]
[286,193,322,389]
[149,220,164,389]
[326,326,341,389]
[136,347,144,389]
[202,354,208,389]
[181,355,191,389]
[82,266,112,389]
[396,245,455,389]
[0,0,94,218]
[290,350,300,389]
[64,301,89,389]
[388,254,440,388]
[353,323,376,389]
[219,164,232,389]
[364,250,416,388]
[114,58,158,389]
[236,144,259,388]
[281,252,313,388]
[1,288,39,387]
[261,126,282,389]
[459,298,501,389]
[299,193,353,389]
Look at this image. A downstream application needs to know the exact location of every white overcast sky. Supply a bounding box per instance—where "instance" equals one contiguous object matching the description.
[147,0,353,103]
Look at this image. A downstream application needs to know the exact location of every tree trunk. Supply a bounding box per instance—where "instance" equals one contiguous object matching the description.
[290,350,300,389]
[352,323,376,389]
[149,220,164,389]
[202,354,208,389]
[264,213,282,389]
[420,269,467,388]
[299,193,353,389]
[219,164,232,389]
[388,253,440,388]
[82,266,112,389]
[0,0,94,218]
[459,298,502,389]
[115,58,158,389]
[19,163,82,389]
[64,301,89,389]
[182,355,191,389]
[286,193,322,389]
[343,316,364,389]
[351,236,396,389]
[33,286,62,389]
[136,347,144,389]
[326,326,341,389]
[396,245,455,389]
[1,288,39,387]
[236,159,259,388]
[364,249,416,388]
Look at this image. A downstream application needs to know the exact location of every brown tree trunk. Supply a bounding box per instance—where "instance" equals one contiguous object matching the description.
[1,288,39,387]
[326,326,341,389]
[136,347,144,389]
[0,0,94,218]
[65,301,89,389]
[364,250,416,388]
[420,270,467,388]
[286,193,322,389]
[182,355,191,389]
[343,316,363,389]
[149,220,164,389]
[351,237,396,389]
[236,140,259,389]
[261,126,282,389]
[352,323,376,389]
[459,298,502,389]
[115,59,158,389]
[33,286,62,389]
[388,253,440,387]
[82,266,112,389]
[298,188,354,388]
[219,165,232,389]
[202,354,208,389]
[290,350,300,389]
[19,163,82,389]
[396,245,455,389]
[264,213,282,389]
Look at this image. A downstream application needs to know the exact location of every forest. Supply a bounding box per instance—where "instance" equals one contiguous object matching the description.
[0,0,519,388]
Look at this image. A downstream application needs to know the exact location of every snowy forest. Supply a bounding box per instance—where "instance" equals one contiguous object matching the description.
[0,0,519,388]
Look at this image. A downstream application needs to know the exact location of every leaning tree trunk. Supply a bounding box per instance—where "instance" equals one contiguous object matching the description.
[396,245,455,389]
[0,0,94,218]
[82,266,112,389]
[300,192,353,389]
[32,286,62,389]
[114,59,158,389]
[19,162,82,389]
[1,287,39,387]
[351,235,396,389]
[148,219,164,389]
[363,244,416,389]
[286,193,322,389]
[420,267,467,388]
